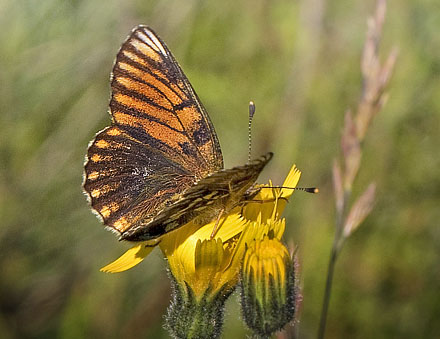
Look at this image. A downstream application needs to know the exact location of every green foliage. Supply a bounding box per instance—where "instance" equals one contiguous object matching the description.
[0,0,439,338]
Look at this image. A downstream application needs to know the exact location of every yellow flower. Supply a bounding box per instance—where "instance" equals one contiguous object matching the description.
[101,164,303,338]
[162,164,302,338]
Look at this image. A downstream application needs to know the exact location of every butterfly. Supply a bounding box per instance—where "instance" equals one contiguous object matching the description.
[83,26,272,242]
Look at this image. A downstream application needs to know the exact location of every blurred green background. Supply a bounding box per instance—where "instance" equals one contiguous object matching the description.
[1,0,439,338]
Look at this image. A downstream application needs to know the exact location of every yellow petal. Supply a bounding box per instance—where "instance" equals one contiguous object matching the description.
[281,165,301,198]
[193,211,245,242]
[100,242,156,273]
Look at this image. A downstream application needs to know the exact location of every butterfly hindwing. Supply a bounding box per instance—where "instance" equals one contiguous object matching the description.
[84,126,195,233]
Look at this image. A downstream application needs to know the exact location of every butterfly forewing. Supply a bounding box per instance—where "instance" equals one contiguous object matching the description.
[110,26,223,176]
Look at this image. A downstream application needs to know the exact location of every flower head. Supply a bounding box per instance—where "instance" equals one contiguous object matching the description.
[160,165,301,298]
[160,212,246,299]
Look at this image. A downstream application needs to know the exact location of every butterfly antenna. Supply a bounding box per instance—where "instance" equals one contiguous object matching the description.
[263,186,319,194]
[248,101,255,163]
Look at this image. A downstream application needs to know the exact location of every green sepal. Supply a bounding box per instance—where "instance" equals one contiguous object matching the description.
[165,271,236,339]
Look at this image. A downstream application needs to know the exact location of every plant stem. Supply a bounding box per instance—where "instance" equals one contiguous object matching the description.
[317,244,338,339]
[317,192,348,339]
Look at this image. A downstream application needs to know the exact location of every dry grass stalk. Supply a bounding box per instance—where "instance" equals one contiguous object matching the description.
[318,1,398,338]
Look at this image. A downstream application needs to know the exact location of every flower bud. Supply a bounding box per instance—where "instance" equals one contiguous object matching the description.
[240,237,296,337]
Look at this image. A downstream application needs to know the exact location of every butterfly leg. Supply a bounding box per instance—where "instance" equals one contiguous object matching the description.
[144,239,161,247]
[242,197,289,204]
[210,208,225,239]
[239,197,289,215]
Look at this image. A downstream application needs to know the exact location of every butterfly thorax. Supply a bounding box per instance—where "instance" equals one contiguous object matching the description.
[191,179,257,226]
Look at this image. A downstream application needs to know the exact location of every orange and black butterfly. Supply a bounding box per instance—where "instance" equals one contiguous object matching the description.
[83,26,272,242]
